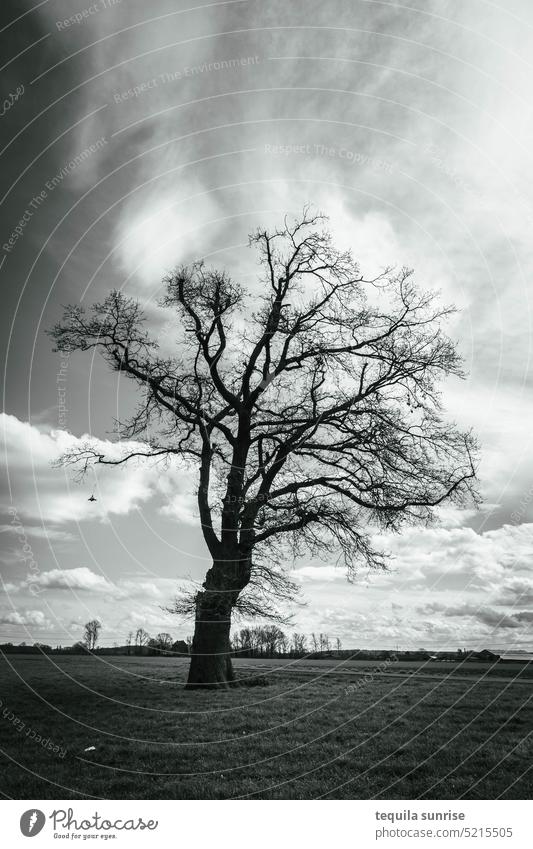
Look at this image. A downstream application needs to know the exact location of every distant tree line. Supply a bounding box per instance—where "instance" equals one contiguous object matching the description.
[0,622,504,663]
[0,623,344,658]
[231,628,343,658]
[0,622,189,656]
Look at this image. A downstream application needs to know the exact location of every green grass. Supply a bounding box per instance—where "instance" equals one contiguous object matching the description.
[0,655,531,799]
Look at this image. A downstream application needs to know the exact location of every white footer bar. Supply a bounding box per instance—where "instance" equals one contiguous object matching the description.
[3,799,531,848]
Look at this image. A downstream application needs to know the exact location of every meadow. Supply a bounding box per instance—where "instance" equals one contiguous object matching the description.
[0,655,531,799]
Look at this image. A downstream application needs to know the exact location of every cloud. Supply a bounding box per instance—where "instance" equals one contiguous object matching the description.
[112,178,226,289]
[0,568,184,644]
[499,579,533,607]
[17,567,175,602]
[294,564,343,583]
[0,413,197,526]
[0,524,75,543]
[0,610,51,628]
[376,522,533,593]
[24,566,114,594]
[290,520,533,648]
[418,602,529,631]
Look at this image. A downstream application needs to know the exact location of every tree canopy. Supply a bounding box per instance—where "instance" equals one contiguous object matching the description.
[49,209,478,687]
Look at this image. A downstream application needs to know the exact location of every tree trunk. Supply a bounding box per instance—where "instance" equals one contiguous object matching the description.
[185,584,235,690]
[185,553,251,689]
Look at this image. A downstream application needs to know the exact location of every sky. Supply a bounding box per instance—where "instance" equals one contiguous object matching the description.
[1,0,533,651]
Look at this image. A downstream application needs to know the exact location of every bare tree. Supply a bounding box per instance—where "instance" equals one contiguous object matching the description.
[291,632,307,656]
[278,631,289,656]
[134,627,150,655]
[153,633,173,655]
[262,625,286,657]
[335,637,343,655]
[250,626,264,656]
[147,638,158,655]
[237,627,253,656]
[83,619,101,652]
[49,209,477,689]
[125,631,133,656]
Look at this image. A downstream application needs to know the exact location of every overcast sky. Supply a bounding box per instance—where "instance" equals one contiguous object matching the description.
[1,0,533,651]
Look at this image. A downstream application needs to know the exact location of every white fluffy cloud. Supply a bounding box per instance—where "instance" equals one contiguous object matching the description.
[0,413,197,526]
[13,566,177,602]
[24,566,114,594]
[0,567,187,645]
[0,609,51,628]
[292,521,533,649]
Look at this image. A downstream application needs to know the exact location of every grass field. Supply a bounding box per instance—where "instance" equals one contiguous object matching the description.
[0,655,531,799]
